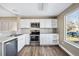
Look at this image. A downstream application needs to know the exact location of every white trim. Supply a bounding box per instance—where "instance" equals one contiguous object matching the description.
[64,40,79,49]
[64,7,79,41]
[59,44,74,56]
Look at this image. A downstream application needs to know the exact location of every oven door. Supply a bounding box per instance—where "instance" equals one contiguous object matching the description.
[30,35,39,41]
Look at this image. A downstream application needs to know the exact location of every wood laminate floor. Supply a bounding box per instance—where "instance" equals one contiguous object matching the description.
[18,45,69,56]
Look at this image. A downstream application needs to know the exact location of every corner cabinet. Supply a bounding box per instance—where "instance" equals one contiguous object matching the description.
[40,19,57,28]
[17,34,30,52]
[40,34,59,45]
[17,35,25,52]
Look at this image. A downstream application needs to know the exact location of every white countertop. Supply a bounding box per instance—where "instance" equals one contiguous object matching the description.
[0,36,17,43]
[40,33,59,35]
[0,33,58,43]
[0,34,28,43]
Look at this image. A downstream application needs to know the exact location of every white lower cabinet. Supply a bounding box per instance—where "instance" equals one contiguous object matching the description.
[25,34,30,45]
[17,34,25,52]
[17,34,30,52]
[40,34,59,45]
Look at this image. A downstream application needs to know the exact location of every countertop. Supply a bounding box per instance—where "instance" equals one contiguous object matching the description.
[0,36,17,43]
[0,34,28,43]
[0,33,58,43]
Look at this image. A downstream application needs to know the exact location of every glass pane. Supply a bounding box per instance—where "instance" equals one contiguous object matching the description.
[66,9,79,43]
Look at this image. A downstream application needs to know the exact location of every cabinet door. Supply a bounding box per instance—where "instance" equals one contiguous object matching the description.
[25,34,30,45]
[40,19,45,28]
[18,36,24,52]
[4,22,8,31]
[52,19,57,28]
[40,34,58,45]
[1,22,8,31]
[47,34,53,45]
[22,35,26,47]
[8,22,12,31]
[40,34,45,45]
[45,19,52,28]
[52,34,59,44]
[0,22,1,31]
[8,22,17,31]
[40,19,57,28]
[25,20,30,28]
[40,34,50,45]
[48,34,59,45]
[18,38,22,52]
[19,19,30,28]
[40,19,52,28]
[0,21,17,32]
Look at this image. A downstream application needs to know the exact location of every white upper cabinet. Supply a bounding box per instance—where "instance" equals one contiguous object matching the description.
[19,19,40,28]
[0,21,17,31]
[52,19,57,28]
[19,19,57,28]
[40,19,57,28]
[30,19,40,22]
[19,19,30,28]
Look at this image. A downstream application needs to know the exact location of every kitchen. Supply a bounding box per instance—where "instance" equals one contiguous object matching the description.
[0,3,79,56]
[0,17,59,56]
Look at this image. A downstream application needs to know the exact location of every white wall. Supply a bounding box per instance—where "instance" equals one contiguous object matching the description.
[58,4,79,56]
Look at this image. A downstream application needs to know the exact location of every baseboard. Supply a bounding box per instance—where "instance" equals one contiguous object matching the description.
[25,44,59,47]
[40,45,58,47]
[59,44,74,56]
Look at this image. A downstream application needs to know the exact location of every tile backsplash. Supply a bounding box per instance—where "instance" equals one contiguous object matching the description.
[20,28,58,34]
[53,28,58,33]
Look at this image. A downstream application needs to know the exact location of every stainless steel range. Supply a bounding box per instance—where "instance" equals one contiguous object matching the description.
[30,30,40,45]
[30,30,40,42]
[30,22,40,45]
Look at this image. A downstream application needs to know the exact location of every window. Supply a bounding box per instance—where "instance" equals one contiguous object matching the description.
[65,9,79,44]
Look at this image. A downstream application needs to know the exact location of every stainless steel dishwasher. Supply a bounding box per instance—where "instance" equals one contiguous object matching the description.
[4,38,17,56]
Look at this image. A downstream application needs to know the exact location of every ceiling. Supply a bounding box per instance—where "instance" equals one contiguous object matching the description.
[0,3,72,17]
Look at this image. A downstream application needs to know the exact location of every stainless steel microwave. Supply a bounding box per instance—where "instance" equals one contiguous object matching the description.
[31,23,40,28]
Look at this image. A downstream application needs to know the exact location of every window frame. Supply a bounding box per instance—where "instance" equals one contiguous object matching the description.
[64,7,79,48]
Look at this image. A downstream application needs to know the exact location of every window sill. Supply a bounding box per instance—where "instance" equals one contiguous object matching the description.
[64,40,79,49]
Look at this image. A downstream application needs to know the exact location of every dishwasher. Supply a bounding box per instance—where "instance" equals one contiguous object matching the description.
[4,38,17,56]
